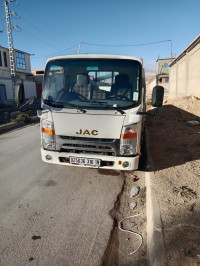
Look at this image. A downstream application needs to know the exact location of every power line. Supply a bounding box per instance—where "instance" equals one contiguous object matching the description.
[82,39,172,47]
[20,28,62,52]
[15,2,74,47]
[19,16,68,50]
[32,43,79,59]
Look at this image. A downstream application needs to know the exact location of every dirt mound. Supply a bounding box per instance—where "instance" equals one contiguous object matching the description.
[146,96,200,265]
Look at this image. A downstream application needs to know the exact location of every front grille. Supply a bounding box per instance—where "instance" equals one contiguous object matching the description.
[57,136,119,156]
[60,135,115,142]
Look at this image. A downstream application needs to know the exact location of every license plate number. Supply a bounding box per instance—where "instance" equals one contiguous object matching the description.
[69,157,101,167]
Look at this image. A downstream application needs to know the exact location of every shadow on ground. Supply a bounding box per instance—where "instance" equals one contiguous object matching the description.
[145,103,200,265]
[145,105,200,171]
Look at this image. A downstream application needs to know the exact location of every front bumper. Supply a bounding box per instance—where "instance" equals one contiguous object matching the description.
[41,148,139,170]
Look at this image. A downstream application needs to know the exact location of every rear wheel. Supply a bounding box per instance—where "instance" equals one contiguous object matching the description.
[138,129,146,171]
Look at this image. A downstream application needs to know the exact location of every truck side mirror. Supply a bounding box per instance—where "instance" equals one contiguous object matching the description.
[14,83,25,105]
[151,85,164,107]
[27,96,36,105]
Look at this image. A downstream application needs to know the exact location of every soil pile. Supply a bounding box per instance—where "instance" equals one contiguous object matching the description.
[146,96,200,265]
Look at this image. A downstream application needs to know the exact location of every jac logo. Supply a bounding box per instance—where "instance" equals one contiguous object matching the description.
[76,129,98,136]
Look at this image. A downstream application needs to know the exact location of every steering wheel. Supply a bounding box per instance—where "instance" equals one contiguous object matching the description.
[74,92,88,100]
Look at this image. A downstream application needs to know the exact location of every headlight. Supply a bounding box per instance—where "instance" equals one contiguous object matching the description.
[41,120,56,150]
[120,124,138,155]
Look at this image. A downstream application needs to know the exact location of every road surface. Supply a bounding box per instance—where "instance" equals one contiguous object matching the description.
[0,124,125,265]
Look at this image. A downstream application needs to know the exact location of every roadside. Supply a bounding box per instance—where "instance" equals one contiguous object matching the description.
[102,170,147,265]
[0,99,40,134]
[145,96,200,265]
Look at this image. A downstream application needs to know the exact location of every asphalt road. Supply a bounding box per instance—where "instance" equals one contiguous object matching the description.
[0,125,125,266]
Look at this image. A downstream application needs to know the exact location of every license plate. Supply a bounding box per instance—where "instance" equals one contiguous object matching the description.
[69,157,101,167]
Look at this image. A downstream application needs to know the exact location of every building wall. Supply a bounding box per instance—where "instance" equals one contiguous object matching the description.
[169,41,200,98]
[0,79,36,100]
[146,77,156,100]
[188,45,200,96]
[1,79,12,100]
[169,65,176,97]
[24,81,37,98]
[157,58,175,75]
[0,47,31,74]
[0,46,36,101]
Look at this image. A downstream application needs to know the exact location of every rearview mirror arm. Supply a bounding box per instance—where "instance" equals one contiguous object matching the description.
[137,107,159,117]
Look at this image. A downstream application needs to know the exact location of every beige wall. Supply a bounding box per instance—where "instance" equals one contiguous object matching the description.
[1,79,13,100]
[146,77,169,99]
[169,42,200,98]
[0,79,36,101]
[188,45,200,96]
[146,77,156,100]
[24,81,37,98]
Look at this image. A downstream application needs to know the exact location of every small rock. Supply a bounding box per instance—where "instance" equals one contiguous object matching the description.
[189,203,196,212]
[32,235,41,240]
[130,202,137,209]
[131,175,139,182]
[128,222,136,228]
[130,186,140,197]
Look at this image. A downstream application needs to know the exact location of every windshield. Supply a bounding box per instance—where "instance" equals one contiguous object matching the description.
[43,58,142,110]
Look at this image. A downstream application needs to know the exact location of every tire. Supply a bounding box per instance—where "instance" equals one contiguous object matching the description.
[138,128,146,171]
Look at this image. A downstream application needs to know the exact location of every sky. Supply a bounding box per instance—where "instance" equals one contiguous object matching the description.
[0,0,199,75]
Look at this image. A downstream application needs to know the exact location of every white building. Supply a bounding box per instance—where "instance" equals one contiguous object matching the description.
[169,35,200,98]
[146,58,175,100]
[0,46,36,102]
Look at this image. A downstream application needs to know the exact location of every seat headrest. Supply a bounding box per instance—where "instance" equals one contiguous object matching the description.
[77,74,89,87]
[115,74,129,87]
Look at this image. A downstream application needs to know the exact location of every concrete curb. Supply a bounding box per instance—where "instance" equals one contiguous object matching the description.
[0,116,40,134]
[145,172,166,266]
[145,128,166,266]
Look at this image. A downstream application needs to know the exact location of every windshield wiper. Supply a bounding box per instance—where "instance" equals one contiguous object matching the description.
[79,100,125,114]
[79,100,107,104]
[43,100,64,108]
[43,100,86,113]
[56,101,87,113]
[109,106,125,114]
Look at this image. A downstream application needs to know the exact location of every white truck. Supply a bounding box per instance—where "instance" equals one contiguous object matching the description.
[15,54,164,170]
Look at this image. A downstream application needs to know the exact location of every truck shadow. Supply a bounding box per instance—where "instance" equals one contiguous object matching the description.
[145,104,200,171]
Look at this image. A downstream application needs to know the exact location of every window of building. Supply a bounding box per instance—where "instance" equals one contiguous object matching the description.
[3,51,8,67]
[16,51,26,70]
[0,52,2,67]
[164,63,169,69]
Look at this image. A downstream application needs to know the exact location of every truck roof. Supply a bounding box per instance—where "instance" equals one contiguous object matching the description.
[47,54,143,64]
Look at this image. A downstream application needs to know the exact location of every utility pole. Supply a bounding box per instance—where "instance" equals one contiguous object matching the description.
[78,40,82,54]
[170,40,173,58]
[4,0,17,99]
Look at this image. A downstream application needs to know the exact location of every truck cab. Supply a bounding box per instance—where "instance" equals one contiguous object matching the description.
[38,54,148,170]
[15,54,163,170]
